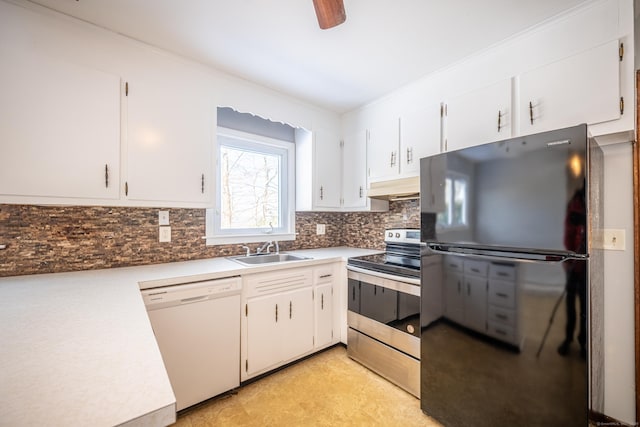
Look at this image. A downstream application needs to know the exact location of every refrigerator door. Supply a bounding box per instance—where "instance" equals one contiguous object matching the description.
[420,124,589,256]
[420,252,588,426]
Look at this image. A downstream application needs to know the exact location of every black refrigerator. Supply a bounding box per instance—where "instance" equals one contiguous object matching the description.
[419,124,604,426]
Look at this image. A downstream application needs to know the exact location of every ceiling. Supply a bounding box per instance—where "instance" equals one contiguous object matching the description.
[28,0,590,113]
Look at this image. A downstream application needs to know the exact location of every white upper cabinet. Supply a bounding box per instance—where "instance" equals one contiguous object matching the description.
[296,126,342,211]
[125,61,213,206]
[342,129,368,209]
[0,43,120,201]
[400,102,442,174]
[313,128,342,208]
[519,40,621,135]
[444,79,512,151]
[367,118,401,182]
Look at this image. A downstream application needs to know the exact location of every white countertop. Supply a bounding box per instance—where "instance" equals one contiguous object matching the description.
[0,247,380,427]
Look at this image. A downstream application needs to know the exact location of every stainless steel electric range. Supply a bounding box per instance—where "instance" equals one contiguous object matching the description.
[346,229,422,397]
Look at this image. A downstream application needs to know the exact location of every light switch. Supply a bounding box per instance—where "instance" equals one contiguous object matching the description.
[158,210,170,226]
[159,226,171,243]
[602,229,625,251]
[316,224,326,235]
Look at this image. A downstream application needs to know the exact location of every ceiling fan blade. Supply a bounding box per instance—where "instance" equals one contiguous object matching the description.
[312,0,346,29]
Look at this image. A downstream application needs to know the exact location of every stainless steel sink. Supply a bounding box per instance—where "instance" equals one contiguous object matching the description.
[229,253,311,266]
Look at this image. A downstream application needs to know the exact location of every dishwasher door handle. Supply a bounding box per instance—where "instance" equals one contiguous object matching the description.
[180,295,209,304]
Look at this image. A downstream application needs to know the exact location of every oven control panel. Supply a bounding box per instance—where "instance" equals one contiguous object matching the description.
[385,229,420,245]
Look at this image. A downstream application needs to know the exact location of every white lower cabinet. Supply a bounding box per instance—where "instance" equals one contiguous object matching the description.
[313,264,338,349]
[314,283,334,349]
[242,262,339,381]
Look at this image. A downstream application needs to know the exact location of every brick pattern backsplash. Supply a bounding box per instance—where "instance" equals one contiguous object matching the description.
[0,200,420,277]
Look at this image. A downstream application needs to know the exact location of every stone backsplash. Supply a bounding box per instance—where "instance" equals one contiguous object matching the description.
[0,200,420,277]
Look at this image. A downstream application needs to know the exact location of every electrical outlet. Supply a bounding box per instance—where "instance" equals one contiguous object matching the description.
[158,210,170,226]
[602,229,625,251]
[316,224,326,235]
[159,226,171,243]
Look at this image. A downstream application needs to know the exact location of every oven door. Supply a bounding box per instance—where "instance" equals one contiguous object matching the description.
[346,267,420,359]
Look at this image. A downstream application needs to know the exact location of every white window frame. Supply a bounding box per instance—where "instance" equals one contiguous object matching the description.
[205,127,296,245]
[436,171,469,231]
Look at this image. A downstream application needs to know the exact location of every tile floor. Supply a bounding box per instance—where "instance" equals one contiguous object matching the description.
[174,345,441,426]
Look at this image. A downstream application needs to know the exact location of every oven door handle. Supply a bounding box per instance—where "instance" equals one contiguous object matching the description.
[346,265,420,296]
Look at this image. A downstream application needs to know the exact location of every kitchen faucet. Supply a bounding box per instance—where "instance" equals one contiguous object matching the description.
[256,240,280,255]
[256,241,274,254]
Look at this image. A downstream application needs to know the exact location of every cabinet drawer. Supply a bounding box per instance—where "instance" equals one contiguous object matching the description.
[314,265,335,284]
[487,321,516,343]
[488,305,516,327]
[488,280,515,308]
[489,263,516,281]
[464,260,488,277]
[444,256,463,272]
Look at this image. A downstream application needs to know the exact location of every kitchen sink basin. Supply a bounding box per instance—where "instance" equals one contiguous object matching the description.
[230,253,311,266]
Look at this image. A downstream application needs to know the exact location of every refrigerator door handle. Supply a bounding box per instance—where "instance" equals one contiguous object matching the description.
[424,244,586,264]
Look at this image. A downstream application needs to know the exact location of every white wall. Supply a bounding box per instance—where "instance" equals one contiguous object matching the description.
[600,140,636,421]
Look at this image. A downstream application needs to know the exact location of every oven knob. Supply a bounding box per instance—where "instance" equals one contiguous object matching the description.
[388,232,393,238]
[395,233,400,238]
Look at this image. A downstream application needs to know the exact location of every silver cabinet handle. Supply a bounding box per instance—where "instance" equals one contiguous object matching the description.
[359,186,363,198]
[497,111,503,132]
[201,173,205,194]
[406,147,413,164]
[320,186,324,200]
[105,164,109,188]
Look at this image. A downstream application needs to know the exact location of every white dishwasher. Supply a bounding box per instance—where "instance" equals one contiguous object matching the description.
[141,276,241,411]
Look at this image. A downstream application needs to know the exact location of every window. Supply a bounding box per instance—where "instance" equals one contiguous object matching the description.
[206,127,295,244]
[437,174,468,229]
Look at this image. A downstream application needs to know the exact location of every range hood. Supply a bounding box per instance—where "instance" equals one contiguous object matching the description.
[367,176,420,201]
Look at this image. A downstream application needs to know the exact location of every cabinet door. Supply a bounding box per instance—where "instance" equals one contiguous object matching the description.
[519,40,620,134]
[126,62,212,205]
[281,287,314,362]
[0,43,120,200]
[245,294,281,376]
[444,272,464,325]
[342,129,368,209]
[367,118,400,182]
[445,79,511,152]
[400,103,442,175]
[313,128,342,208]
[464,276,488,333]
[315,283,334,348]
